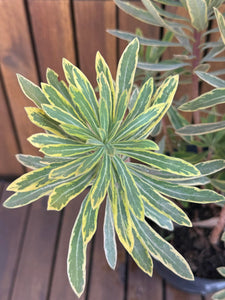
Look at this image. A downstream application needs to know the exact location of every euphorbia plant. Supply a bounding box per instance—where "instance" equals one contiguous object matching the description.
[3,39,225,297]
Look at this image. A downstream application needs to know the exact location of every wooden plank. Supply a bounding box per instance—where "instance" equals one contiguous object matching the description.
[73,0,117,85]
[49,190,90,300]
[0,78,23,176]
[127,263,163,300]
[28,0,76,81]
[87,204,126,300]
[0,0,40,155]
[0,182,29,300]
[166,282,202,300]
[10,197,60,300]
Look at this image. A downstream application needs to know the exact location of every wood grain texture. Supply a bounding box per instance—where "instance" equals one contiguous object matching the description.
[49,190,90,300]
[0,182,28,300]
[10,197,60,300]
[73,0,117,85]
[127,264,163,300]
[28,0,76,81]
[0,78,23,176]
[87,204,126,300]
[0,0,40,156]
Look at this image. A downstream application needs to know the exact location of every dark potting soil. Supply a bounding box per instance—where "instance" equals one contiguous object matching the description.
[169,204,225,279]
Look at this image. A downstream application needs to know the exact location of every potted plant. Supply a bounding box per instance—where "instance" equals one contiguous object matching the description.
[108,0,225,295]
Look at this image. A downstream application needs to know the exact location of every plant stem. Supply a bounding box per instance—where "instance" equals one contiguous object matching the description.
[192,29,201,124]
[210,204,225,245]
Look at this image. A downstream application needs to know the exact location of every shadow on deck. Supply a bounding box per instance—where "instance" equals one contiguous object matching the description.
[0,181,212,300]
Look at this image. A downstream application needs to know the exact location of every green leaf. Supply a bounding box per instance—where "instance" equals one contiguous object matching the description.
[67,198,87,298]
[28,133,78,148]
[176,121,225,135]
[4,175,75,208]
[137,62,190,71]
[217,266,225,277]
[131,215,194,280]
[119,149,200,177]
[109,175,134,252]
[42,104,89,132]
[113,140,159,151]
[60,123,97,141]
[62,58,77,86]
[47,172,94,211]
[97,72,112,123]
[49,148,104,179]
[99,98,109,136]
[113,155,145,220]
[82,193,100,244]
[103,197,117,269]
[42,83,76,116]
[186,0,208,31]
[89,153,111,208]
[40,143,99,157]
[214,7,225,45]
[143,202,174,231]
[69,86,99,136]
[115,38,139,104]
[17,74,48,108]
[25,107,65,136]
[179,88,225,111]
[211,179,225,192]
[7,163,63,192]
[16,154,47,169]
[46,68,73,105]
[125,77,154,124]
[132,170,225,203]
[113,104,163,141]
[127,228,153,277]
[133,174,191,227]
[95,52,115,116]
[195,71,225,88]
[108,30,181,47]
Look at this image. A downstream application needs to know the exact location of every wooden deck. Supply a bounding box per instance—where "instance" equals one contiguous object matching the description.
[0,180,213,300]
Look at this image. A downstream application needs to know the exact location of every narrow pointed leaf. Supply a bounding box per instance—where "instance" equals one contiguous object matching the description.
[195,71,225,88]
[40,143,98,157]
[28,133,78,148]
[113,155,145,220]
[133,174,192,227]
[186,0,208,31]
[214,7,225,45]
[113,140,159,151]
[103,197,117,269]
[138,62,190,71]
[109,176,134,252]
[128,228,153,277]
[118,149,200,177]
[67,199,87,298]
[16,154,47,169]
[115,38,139,104]
[25,107,64,136]
[49,148,104,179]
[176,121,225,135]
[131,215,194,280]
[46,68,72,104]
[95,52,115,115]
[82,193,100,244]
[17,74,48,108]
[69,86,99,136]
[99,98,109,135]
[60,123,97,140]
[90,153,111,209]
[97,72,112,122]
[48,172,94,211]
[132,170,225,203]
[179,88,225,111]
[42,83,76,116]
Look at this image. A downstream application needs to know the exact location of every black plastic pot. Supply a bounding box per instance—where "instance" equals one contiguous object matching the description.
[154,259,225,295]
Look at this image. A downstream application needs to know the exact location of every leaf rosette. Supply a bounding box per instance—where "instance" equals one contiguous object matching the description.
[4,39,225,297]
